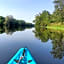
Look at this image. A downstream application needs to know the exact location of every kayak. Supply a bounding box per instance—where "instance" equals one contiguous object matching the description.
[8,48,37,64]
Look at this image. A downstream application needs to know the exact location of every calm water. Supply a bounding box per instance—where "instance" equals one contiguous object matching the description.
[0,28,64,64]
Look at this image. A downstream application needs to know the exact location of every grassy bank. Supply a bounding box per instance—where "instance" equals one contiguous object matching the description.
[46,23,64,30]
[46,25,64,30]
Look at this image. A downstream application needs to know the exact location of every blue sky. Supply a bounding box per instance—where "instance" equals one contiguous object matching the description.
[0,0,54,23]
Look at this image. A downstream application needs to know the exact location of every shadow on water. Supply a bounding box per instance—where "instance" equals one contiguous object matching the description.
[34,27,64,60]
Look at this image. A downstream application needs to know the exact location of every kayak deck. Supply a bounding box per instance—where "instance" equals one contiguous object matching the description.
[8,48,37,64]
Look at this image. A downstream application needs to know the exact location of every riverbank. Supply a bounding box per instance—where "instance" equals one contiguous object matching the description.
[46,26,64,30]
[46,23,64,30]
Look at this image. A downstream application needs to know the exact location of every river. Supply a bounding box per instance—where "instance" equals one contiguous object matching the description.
[0,28,64,64]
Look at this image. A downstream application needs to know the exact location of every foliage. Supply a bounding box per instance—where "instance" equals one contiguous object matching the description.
[0,15,34,29]
[0,15,34,34]
[33,0,64,27]
[0,16,5,25]
[33,10,51,27]
[54,0,64,10]
[34,26,64,59]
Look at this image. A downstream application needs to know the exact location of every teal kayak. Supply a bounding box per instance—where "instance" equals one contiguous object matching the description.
[8,48,37,64]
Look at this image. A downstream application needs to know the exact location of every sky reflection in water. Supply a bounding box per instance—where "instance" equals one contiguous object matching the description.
[0,28,64,64]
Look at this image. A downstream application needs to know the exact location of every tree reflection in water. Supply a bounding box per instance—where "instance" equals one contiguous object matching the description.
[0,25,33,35]
[34,27,64,59]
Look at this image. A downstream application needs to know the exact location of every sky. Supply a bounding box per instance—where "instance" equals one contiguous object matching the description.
[0,0,54,23]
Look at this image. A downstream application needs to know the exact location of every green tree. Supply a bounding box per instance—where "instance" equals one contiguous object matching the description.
[34,10,51,27]
[54,0,64,10]
[0,16,5,25]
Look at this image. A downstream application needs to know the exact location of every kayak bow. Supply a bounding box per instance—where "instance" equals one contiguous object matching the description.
[8,48,37,64]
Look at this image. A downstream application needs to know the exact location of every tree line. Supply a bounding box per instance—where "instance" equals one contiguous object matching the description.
[33,0,64,27]
[0,15,34,35]
[0,15,34,28]
[33,0,64,59]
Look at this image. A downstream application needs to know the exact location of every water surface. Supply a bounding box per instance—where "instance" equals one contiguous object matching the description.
[0,28,64,64]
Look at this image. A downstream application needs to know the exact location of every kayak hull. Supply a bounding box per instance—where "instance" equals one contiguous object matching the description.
[8,48,37,64]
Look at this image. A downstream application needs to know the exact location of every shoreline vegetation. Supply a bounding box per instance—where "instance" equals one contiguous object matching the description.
[47,23,64,30]
[33,0,64,59]
[0,15,34,34]
[0,15,34,27]
[46,26,64,30]
[33,0,64,31]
